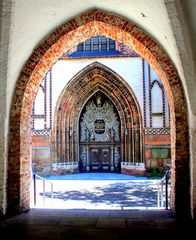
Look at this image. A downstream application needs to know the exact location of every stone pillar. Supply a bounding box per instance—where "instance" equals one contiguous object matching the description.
[111,145,114,171]
[86,145,90,171]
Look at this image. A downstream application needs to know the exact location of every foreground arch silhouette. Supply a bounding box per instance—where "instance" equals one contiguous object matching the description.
[8,9,190,218]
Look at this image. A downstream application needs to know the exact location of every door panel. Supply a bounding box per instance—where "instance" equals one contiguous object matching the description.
[101,148,110,170]
[91,149,99,163]
[90,149,99,170]
[90,147,110,172]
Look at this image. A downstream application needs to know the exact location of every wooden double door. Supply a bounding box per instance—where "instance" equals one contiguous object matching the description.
[89,146,111,172]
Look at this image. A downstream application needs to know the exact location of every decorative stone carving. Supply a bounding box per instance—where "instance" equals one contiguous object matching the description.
[114,146,120,167]
[80,146,87,168]
[80,95,120,142]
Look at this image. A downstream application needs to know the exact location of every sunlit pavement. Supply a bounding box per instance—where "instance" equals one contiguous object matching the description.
[30,173,169,210]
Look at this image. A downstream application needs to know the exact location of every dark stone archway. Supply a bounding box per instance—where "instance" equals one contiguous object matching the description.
[8,9,190,218]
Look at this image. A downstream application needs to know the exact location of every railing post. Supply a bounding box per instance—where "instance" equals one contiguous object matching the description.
[165,171,168,209]
[157,182,160,207]
[161,178,164,207]
[51,183,53,200]
[33,173,36,206]
[33,173,53,207]
[43,180,46,205]
[165,165,170,210]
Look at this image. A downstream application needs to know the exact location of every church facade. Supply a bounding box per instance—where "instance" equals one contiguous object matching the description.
[31,37,170,176]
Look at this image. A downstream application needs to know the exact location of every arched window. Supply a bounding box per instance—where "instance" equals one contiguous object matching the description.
[33,87,45,130]
[151,81,164,128]
[77,35,115,52]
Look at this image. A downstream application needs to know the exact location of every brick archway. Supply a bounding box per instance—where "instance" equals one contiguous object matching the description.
[52,62,144,166]
[8,9,190,218]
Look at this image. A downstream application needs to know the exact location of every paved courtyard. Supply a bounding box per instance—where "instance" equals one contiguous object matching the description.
[31,173,169,210]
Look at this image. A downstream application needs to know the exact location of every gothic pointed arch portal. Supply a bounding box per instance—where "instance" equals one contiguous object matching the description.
[52,62,144,172]
[8,9,190,218]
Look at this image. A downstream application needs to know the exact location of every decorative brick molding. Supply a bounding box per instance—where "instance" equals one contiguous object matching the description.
[8,9,190,218]
[142,59,146,127]
[51,162,78,175]
[32,129,51,136]
[145,128,170,135]
[121,162,146,176]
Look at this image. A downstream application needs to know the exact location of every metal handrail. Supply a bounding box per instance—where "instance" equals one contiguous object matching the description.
[33,173,53,206]
[157,175,165,208]
[33,170,170,208]
[157,170,170,208]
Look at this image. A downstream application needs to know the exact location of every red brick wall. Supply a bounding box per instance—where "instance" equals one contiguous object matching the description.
[145,134,170,146]
[32,136,51,175]
[145,134,171,171]
[32,136,51,146]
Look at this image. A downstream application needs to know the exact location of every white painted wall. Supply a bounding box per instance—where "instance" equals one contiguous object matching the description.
[33,56,170,129]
